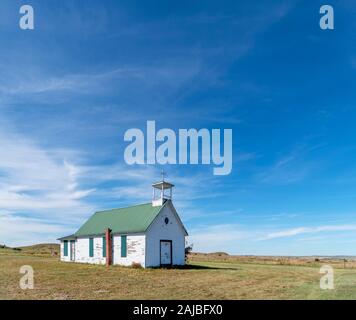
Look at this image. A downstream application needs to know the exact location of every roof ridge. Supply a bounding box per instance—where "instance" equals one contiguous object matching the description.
[95,202,155,214]
[72,201,166,237]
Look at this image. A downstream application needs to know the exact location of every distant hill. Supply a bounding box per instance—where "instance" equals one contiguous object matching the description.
[17,243,60,256]
[0,244,22,256]
[0,243,59,257]
[188,252,356,264]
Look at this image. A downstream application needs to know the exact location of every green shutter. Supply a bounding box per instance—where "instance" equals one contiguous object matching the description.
[102,237,106,257]
[121,235,127,257]
[63,240,68,256]
[89,238,94,257]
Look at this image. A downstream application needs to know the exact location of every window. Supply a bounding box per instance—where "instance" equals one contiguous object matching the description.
[102,236,106,258]
[121,235,127,257]
[89,238,94,257]
[63,240,68,256]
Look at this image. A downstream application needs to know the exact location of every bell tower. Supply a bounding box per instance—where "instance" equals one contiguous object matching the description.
[152,171,174,207]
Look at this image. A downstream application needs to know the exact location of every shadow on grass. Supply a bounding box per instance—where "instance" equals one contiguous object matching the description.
[156,264,240,271]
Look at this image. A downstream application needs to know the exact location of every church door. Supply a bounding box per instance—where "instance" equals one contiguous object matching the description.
[160,240,172,266]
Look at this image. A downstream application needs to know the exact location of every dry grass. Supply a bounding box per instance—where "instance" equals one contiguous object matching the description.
[188,252,356,269]
[1,248,356,300]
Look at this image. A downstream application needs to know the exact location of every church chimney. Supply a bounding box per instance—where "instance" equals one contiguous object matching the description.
[105,228,112,266]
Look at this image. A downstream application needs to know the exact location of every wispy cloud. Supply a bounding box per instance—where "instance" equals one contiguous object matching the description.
[0,126,95,218]
[189,223,254,253]
[260,224,356,240]
[255,144,323,185]
[188,222,356,254]
[0,120,227,246]
[0,63,202,97]
[0,213,73,247]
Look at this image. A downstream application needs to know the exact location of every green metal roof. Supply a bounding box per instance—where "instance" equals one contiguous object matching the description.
[57,234,76,241]
[74,202,165,237]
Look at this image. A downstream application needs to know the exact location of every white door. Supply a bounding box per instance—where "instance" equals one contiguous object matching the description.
[160,240,172,266]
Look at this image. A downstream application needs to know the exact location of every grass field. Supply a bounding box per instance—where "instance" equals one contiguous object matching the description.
[1,244,356,300]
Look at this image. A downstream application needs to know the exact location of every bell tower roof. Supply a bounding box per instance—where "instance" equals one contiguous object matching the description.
[152,171,174,207]
[152,181,175,189]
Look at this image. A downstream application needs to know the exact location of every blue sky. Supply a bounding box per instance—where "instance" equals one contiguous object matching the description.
[0,0,355,255]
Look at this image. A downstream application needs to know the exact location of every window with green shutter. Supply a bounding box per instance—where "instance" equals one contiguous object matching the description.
[121,235,127,257]
[89,238,94,257]
[63,240,68,256]
[102,236,106,257]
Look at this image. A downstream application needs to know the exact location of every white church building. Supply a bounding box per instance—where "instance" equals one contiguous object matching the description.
[58,179,188,268]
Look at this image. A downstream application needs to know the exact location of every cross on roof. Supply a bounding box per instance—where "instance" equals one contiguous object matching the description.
[161,169,166,182]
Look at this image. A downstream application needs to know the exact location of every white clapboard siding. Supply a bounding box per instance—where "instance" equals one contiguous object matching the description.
[60,242,71,262]
[75,236,106,265]
[145,202,186,267]
[112,234,146,267]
